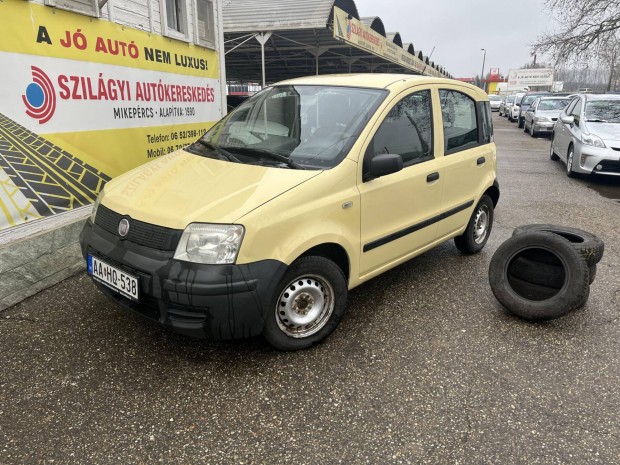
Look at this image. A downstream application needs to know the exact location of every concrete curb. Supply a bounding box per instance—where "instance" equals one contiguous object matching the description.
[0,206,91,311]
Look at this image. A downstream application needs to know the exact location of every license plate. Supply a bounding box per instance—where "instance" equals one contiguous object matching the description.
[87,255,139,301]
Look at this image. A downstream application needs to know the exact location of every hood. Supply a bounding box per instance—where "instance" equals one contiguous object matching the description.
[100,150,322,229]
[584,122,620,144]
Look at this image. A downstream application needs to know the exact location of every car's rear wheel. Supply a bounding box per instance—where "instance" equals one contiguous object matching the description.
[549,136,559,160]
[263,256,348,351]
[454,195,494,254]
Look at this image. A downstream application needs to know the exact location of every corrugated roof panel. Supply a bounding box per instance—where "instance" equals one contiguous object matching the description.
[223,0,359,32]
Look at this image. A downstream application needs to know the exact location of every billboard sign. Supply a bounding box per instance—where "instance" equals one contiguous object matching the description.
[0,2,223,230]
[507,68,555,89]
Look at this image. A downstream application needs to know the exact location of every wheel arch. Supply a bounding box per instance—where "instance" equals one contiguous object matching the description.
[484,182,500,207]
[299,243,350,282]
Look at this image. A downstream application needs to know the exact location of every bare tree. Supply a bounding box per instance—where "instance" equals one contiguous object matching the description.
[533,0,620,63]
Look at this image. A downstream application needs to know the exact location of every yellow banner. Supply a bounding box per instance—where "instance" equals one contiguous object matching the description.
[333,6,442,78]
[0,0,223,230]
[0,1,219,78]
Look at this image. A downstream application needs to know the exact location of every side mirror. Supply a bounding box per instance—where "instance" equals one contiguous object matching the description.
[560,115,575,125]
[364,153,403,182]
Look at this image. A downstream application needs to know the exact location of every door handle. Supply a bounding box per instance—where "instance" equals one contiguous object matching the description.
[426,172,440,182]
[477,157,486,165]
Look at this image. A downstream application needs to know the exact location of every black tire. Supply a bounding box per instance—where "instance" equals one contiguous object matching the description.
[524,122,529,133]
[489,231,590,320]
[512,224,604,267]
[549,138,559,161]
[510,256,597,287]
[263,256,347,351]
[518,117,524,128]
[454,195,494,254]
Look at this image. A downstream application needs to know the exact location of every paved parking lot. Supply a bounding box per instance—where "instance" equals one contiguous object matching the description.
[1,114,620,464]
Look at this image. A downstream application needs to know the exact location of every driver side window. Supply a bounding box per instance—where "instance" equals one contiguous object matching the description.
[571,99,583,126]
[367,90,433,167]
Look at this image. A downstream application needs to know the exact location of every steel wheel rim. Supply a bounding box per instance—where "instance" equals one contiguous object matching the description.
[276,274,335,338]
[473,204,490,244]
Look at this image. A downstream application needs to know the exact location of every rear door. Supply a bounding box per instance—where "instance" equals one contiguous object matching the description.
[435,85,495,239]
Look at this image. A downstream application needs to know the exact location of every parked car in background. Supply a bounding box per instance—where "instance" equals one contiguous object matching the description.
[508,92,526,122]
[550,93,620,177]
[517,91,551,128]
[499,94,515,117]
[488,94,502,111]
[577,88,592,93]
[523,96,571,137]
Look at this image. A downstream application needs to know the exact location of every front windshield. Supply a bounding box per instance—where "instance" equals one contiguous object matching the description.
[188,85,387,170]
[506,96,516,103]
[488,95,502,101]
[515,95,524,104]
[522,95,539,105]
[585,100,620,122]
[538,99,570,111]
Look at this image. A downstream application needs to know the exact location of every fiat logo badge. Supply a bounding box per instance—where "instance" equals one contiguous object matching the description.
[118,218,130,237]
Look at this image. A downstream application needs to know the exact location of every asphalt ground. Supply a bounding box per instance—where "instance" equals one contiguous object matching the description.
[1,114,620,465]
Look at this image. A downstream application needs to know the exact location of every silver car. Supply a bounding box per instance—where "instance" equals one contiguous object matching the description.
[550,94,620,177]
[524,96,570,137]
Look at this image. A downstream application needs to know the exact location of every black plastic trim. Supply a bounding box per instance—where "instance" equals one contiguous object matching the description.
[363,200,475,252]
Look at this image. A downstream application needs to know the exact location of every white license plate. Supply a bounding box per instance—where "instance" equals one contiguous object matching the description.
[88,255,139,301]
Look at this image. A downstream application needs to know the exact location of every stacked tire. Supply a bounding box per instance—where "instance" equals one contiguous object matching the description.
[489,225,604,321]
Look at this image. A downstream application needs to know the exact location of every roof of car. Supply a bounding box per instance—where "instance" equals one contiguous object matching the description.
[584,93,620,100]
[275,73,486,96]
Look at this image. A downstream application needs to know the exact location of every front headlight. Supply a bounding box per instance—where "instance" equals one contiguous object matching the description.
[581,133,606,148]
[174,223,245,264]
[90,190,104,224]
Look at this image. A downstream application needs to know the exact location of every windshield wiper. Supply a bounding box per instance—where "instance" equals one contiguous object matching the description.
[224,147,305,170]
[195,140,243,163]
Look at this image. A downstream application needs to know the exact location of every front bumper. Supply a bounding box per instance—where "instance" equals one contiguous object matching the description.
[80,220,288,340]
[573,142,620,176]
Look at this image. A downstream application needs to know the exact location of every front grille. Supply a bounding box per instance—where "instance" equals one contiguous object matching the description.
[95,204,182,250]
[597,159,620,173]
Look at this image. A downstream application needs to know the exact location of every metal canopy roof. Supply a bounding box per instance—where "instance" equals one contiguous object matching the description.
[222,0,451,86]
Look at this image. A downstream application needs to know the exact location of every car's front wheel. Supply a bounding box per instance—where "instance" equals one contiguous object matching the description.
[454,195,494,254]
[263,256,348,351]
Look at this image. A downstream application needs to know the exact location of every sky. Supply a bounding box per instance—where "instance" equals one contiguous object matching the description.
[352,0,558,78]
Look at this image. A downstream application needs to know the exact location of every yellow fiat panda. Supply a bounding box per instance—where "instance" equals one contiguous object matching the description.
[80,74,499,351]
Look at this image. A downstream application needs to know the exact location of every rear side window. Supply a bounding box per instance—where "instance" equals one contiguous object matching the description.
[479,101,493,144]
[440,89,479,154]
[368,90,433,166]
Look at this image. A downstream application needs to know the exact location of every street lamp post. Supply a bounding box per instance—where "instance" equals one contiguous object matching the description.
[480,48,487,92]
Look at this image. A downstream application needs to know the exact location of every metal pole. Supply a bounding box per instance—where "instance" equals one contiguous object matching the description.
[480,48,486,92]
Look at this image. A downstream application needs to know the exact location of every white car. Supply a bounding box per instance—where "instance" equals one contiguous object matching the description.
[488,94,502,111]
[508,92,526,122]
